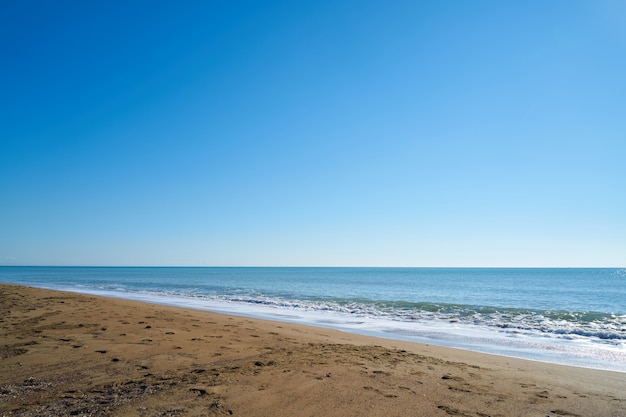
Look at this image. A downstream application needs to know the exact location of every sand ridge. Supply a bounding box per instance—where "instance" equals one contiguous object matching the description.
[1,284,624,417]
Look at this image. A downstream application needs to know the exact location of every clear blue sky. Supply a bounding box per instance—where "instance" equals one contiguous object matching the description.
[1,0,625,267]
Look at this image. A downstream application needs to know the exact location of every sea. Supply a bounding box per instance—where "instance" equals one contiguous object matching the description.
[1,266,625,372]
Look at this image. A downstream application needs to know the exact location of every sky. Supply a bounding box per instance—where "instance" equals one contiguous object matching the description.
[1,0,625,267]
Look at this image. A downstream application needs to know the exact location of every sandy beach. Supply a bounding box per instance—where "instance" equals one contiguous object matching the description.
[1,284,624,417]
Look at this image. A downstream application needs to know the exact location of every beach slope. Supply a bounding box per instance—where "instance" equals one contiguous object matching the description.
[1,284,624,417]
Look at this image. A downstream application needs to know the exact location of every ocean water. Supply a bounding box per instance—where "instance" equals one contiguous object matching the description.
[1,266,625,372]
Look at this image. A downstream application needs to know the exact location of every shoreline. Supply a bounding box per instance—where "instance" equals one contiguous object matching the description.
[12,281,626,374]
[1,283,625,416]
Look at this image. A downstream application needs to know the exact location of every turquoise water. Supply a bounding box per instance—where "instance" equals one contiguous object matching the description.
[1,267,625,372]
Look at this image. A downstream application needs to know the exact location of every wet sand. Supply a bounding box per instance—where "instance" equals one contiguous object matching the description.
[1,283,624,417]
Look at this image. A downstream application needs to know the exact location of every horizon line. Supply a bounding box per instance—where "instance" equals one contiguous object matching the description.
[1,265,623,269]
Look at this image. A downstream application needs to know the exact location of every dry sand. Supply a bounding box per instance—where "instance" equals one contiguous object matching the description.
[1,283,624,417]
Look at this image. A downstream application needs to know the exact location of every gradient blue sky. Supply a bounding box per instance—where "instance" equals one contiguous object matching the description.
[1,0,625,267]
